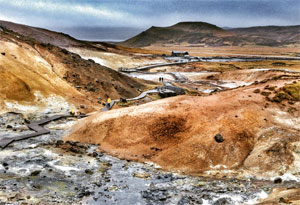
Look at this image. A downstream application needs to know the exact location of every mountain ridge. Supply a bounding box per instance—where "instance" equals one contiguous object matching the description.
[120,21,300,48]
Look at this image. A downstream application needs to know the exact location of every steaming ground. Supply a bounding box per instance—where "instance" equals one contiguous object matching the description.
[1,21,300,204]
[65,80,300,177]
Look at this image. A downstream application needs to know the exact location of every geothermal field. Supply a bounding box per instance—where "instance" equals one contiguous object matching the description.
[0,19,300,204]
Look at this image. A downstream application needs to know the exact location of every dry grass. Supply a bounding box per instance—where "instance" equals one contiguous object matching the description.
[115,45,167,55]
[144,45,300,57]
[158,60,300,72]
[190,60,300,72]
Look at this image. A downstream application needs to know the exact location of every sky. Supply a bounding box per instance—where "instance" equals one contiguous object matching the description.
[0,0,299,40]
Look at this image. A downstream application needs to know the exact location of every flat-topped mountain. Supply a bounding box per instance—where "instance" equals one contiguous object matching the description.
[120,21,233,47]
[120,22,300,48]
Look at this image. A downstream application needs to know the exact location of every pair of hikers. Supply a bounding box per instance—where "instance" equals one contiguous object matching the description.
[159,77,164,82]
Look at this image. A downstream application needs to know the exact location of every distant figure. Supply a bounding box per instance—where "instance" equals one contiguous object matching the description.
[161,77,164,82]
[70,108,75,116]
[159,77,161,82]
[107,98,111,106]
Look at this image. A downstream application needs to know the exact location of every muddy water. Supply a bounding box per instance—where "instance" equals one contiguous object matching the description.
[1,113,299,204]
[85,156,270,205]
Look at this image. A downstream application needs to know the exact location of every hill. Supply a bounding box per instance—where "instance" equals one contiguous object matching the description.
[229,25,300,46]
[121,22,233,47]
[0,20,89,48]
[0,25,145,114]
[65,79,300,176]
[120,22,300,48]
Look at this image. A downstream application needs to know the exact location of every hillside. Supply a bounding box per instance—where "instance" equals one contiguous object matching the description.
[65,79,300,177]
[0,25,145,114]
[229,25,300,46]
[121,22,233,47]
[120,22,300,48]
[0,20,90,48]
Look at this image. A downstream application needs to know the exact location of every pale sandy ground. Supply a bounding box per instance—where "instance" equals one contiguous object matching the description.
[0,40,81,114]
[67,47,167,70]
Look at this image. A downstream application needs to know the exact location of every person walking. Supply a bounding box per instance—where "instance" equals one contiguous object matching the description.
[107,97,111,106]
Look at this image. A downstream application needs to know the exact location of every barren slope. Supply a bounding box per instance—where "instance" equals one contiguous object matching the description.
[65,79,300,177]
[0,26,145,114]
[121,22,234,47]
[0,20,88,48]
[120,22,300,48]
[229,25,300,47]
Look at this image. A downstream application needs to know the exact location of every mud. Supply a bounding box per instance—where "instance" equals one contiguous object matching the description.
[2,112,299,204]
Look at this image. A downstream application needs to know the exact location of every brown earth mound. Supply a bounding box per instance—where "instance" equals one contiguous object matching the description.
[65,80,300,174]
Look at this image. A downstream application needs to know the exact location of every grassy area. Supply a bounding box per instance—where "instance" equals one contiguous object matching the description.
[144,45,300,57]
[182,60,300,72]
[115,45,167,55]
[282,81,300,101]
[271,81,300,103]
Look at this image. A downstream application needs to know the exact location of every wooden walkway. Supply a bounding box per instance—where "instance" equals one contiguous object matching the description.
[0,114,85,149]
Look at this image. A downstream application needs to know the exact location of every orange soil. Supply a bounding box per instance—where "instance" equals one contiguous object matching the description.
[0,29,146,113]
[65,79,300,174]
[0,37,96,112]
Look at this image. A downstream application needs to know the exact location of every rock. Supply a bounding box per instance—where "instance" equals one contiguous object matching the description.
[80,105,88,109]
[253,89,260,93]
[55,140,64,146]
[6,125,13,129]
[30,170,41,176]
[88,87,96,92]
[213,197,233,205]
[141,189,170,202]
[85,169,94,175]
[178,195,203,205]
[133,172,151,179]
[2,162,8,167]
[214,134,224,143]
[66,141,78,146]
[261,91,271,96]
[92,152,98,157]
[70,146,82,154]
[120,98,127,103]
[279,197,289,203]
[274,177,282,184]
[88,59,95,63]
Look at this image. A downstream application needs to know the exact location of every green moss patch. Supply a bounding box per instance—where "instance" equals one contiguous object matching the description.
[272,81,300,102]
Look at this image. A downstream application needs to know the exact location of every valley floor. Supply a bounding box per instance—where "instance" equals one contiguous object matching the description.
[1,41,300,204]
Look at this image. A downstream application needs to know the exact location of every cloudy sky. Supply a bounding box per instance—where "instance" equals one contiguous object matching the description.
[0,0,299,40]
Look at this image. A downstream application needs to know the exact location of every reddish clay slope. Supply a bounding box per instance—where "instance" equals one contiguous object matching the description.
[65,80,300,174]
